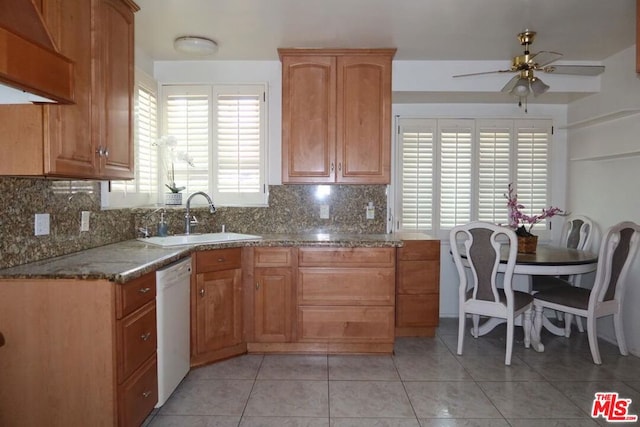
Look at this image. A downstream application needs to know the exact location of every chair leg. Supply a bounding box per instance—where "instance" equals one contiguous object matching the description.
[575,315,585,333]
[586,314,602,365]
[505,318,514,365]
[457,312,466,356]
[613,310,629,356]
[564,313,573,338]
[472,314,480,338]
[523,308,532,349]
[534,304,544,342]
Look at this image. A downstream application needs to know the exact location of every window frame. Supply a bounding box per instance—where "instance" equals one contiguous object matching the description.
[394,117,553,240]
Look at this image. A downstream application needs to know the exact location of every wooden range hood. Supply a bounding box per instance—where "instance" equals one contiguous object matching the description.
[0,0,74,103]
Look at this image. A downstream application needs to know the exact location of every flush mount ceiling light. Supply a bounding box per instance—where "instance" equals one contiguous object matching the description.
[173,36,218,56]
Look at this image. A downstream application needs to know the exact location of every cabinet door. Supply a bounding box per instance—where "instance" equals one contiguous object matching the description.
[93,0,135,179]
[336,54,392,183]
[254,267,293,342]
[281,55,336,183]
[42,0,97,178]
[195,269,243,354]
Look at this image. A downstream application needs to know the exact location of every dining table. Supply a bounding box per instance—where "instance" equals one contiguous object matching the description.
[458,243,599,352]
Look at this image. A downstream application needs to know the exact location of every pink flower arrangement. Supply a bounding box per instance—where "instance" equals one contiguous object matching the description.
[505,183,564,237]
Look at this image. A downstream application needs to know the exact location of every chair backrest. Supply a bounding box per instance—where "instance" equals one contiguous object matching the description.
[561,215,593,251]
[450,222,518,304]
[590,221,640,305]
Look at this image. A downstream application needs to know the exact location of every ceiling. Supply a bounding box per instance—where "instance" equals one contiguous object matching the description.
[134,0,637,104]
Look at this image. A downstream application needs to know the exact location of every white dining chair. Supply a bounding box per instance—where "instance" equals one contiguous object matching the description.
[532,214,593,332]
[533,221,640,364]
[450,222,533,365]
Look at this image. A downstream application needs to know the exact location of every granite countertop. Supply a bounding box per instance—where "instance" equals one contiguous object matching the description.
[0,232,437,283]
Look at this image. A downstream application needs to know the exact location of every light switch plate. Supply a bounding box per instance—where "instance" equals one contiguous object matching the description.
[34,213,50,236]
[320,204,330,219]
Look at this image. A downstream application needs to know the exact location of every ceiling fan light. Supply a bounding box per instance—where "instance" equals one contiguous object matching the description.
[510,77,530,97]
[174,36,218,56]
[530,77,550,96]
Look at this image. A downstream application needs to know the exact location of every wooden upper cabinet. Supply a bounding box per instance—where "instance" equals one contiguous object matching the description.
[0,0,137,180]
[279,48,395,184]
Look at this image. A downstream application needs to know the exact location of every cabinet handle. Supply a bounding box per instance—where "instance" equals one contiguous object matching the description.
[330,162,334,172]
[217,258,225,262]
[255,282,260,290]
[140,332,152,341]
[138,287,151,294]
[199,288,205,297]
[142,391,152,398]
[338,162,342,171]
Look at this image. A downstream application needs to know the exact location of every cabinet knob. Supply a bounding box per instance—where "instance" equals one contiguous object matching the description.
[338,162,342,172]
[142,391,152,398]
[217,258,225,262]
[138,287,151,294]
[330,162,334,172]
[255,282,260,290]
[199,288,205,297]
[140,332,152,341]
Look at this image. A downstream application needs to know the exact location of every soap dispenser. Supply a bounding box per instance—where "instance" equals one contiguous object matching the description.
[157,211,168,237]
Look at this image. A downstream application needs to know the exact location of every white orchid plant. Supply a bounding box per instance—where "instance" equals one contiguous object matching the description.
[154,135,194,193]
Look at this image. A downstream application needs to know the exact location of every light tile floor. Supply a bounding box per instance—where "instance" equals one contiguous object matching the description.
[144,319,640,426]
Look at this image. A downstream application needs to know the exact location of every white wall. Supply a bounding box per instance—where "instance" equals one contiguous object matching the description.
[566,46,640,356]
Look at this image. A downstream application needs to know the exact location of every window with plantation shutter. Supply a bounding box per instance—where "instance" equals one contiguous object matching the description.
[398,119,435,230]
[439,119,473,229]
[394,117,552,238]
[477,120,512,223]
[162,84,267,207]
[105,70,158,208]
[515,119,552,222]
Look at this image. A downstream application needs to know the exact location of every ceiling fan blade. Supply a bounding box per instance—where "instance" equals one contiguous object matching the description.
[501,75,520,93]
[543,65,605,76]
[453,69,513,78]
[529,51,563,67]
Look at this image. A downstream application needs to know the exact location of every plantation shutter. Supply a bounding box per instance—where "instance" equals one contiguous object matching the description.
[439,119,473,229]
[107,71,158,207]
[398,118,435,231]
[477,120,512,224]
[212,86,265,205]
[515,119,551,224]
[164,86,210,195]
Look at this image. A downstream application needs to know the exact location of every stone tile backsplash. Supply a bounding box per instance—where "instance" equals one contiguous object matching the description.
[0,178,388,269]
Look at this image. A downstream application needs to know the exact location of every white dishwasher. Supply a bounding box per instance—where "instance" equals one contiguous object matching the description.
[155,256,192,407]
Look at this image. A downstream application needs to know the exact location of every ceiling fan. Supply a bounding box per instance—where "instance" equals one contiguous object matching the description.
[453,30,605,108]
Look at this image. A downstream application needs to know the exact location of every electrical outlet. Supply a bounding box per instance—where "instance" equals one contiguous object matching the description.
[80,211,90,232]
[34,213,50,236]
[320,204,330,219]
[366,202,375,220]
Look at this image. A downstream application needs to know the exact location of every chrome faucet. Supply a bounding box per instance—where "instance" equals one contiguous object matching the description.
[185,191,216,234]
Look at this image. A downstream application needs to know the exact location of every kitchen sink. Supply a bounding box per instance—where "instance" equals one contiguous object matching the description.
[139,232,262,247]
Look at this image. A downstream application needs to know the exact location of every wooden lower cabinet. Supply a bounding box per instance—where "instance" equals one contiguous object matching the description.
[295,247,396,353]
[0,271,158,427]
[395,239,441,336]
[191,248,245,366]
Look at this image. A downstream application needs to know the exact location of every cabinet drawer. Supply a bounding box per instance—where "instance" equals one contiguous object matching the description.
[397,240,440,261]
[196,248,242,273]
[118,355,158,427]
[254,247,295,267]
[396,294,439,327]
[396,260,439,294]
[298,267,394,305]
[298,306,394,343]
[116,271,156,319]
[117,302,157,382]
[299,247,394,267]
